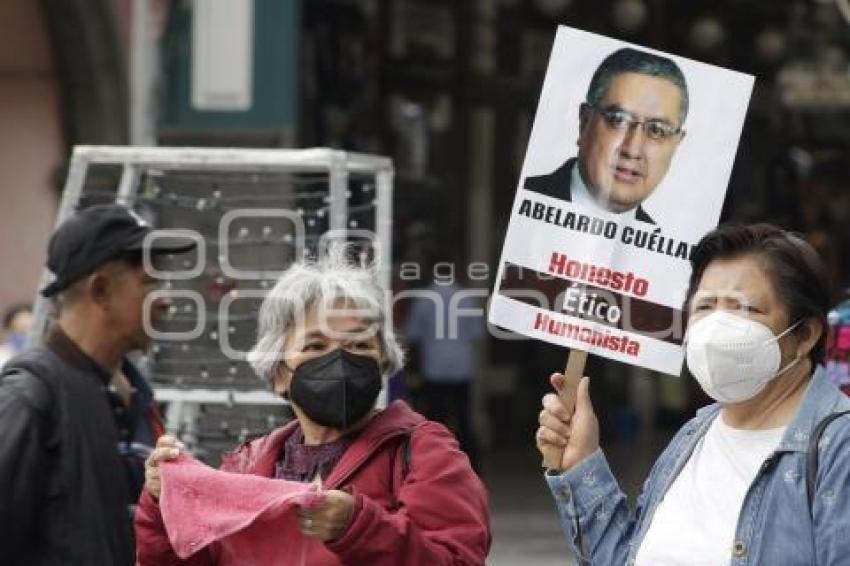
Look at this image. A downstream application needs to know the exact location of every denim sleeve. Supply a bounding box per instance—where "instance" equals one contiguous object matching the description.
[813,415,850,564]
[545,448,641,565]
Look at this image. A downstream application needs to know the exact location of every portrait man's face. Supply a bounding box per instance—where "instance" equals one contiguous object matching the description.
[577,72,685,213]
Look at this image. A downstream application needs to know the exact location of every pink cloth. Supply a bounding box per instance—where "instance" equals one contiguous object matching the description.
[159,455,321,564]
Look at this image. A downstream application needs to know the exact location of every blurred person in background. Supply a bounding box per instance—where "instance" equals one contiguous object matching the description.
[825,294,850,396]
[137,247,490,565]
[404,253,485,472]
[536,224,850,564]
[0,302,32,368]
[0,204,195,565]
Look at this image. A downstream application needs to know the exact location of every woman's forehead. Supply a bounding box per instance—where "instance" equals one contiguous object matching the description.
[310,299,375,321]
[288,302,376,336]
[303,314,373,332]
[696,256,776,303]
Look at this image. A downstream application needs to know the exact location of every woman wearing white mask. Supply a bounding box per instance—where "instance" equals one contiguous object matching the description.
[536,223,850,565]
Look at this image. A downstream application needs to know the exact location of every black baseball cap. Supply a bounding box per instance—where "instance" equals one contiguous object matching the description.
[41,204,197,297]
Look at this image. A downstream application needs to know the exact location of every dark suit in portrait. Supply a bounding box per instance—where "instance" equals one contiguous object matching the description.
[523,158,656,224]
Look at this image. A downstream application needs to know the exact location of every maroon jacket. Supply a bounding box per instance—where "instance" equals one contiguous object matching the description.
[135,401,490,565]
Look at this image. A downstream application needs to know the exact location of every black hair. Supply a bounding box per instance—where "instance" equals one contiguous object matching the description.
[112,250,145,267]
[587,47,689,124]
[686,223,830,365]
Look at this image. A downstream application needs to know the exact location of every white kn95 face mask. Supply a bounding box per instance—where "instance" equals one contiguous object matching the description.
[685,310,802,404]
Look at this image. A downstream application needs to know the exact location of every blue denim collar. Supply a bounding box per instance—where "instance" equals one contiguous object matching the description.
[777,365,849,452]
[689,366,844,453]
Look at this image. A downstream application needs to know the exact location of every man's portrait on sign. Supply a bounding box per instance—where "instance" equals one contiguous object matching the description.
[491,27,754,375]
[523,48,688,225]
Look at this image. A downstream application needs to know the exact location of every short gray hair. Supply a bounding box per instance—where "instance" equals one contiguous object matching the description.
[247,246,404,381]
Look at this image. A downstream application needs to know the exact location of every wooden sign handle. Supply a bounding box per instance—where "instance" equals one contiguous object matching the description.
[541,349,588,470]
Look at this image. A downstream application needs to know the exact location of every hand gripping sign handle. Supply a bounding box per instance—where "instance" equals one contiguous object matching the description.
[541,348,588,470]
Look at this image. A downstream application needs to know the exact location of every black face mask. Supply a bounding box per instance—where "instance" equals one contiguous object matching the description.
[289,349,382,429]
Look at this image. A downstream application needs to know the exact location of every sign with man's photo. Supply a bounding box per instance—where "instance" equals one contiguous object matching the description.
[489,26,754,375]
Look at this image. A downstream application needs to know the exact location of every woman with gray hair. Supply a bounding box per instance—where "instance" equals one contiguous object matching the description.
[135,249,491,565]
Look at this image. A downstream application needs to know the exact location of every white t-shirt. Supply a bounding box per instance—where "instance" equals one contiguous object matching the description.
[635,414,785,566]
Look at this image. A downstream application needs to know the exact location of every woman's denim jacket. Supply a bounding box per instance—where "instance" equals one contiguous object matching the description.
[546,367,850,565]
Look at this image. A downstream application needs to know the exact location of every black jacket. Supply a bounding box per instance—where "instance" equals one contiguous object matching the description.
[0,327,133,565]
[523,158,656,224]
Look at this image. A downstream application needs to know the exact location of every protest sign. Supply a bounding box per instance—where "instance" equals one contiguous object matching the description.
[489,26,754,376]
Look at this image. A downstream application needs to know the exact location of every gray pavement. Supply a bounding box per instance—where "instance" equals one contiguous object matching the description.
[485,447,576,566]
[484,434,668,564]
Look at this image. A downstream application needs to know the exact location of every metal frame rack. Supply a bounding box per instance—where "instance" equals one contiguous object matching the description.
[29,145,394,450]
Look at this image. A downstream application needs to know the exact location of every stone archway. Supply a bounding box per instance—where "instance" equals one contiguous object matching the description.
[0,0,127,311]
[40,0,128,147]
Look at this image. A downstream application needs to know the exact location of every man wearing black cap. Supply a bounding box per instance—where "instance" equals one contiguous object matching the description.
[0,204,195,565]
